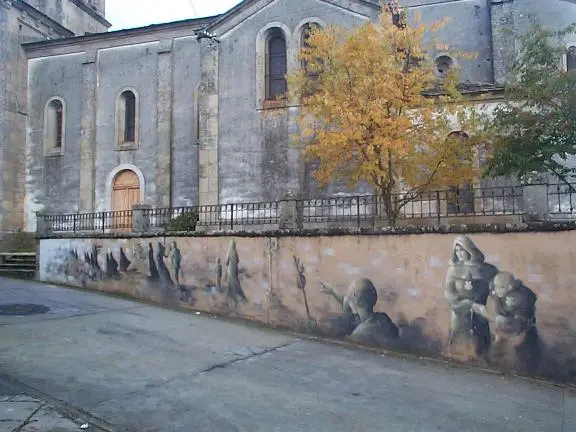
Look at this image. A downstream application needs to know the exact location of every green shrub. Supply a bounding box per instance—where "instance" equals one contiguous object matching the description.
[167,211,199,232]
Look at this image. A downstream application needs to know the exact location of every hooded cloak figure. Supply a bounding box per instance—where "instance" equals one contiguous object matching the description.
[225,240,247,305]
[119,247,131,272]
[147,242,159,280]
[445,236,498,359]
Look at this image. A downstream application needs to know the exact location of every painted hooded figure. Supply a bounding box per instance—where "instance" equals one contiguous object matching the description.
[225,240,247,304]
[445,236,498,358]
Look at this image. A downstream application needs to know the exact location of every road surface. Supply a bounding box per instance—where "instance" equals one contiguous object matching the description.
[0,277,573,432]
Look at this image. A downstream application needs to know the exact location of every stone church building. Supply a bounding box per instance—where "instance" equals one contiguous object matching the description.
[1,0,576,233]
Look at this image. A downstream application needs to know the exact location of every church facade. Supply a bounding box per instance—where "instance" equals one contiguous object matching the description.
[11,0,576,232]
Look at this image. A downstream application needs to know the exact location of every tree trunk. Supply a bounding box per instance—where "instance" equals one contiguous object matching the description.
[379,189,398,227]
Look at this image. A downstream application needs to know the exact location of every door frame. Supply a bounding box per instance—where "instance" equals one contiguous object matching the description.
[104,164,146,212]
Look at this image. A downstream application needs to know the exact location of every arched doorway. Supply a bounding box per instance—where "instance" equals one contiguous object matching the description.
[112,169,141,230]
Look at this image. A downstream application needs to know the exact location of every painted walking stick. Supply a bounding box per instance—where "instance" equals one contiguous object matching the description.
[293,255,311,320]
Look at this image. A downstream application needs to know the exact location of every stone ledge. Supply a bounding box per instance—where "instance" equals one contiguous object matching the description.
[37,220,576,240]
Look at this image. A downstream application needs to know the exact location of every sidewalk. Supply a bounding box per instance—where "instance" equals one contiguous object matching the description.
[0,393,91,432]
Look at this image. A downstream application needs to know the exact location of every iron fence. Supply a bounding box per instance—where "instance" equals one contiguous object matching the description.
[142,201,280,230]
[40,210,132,233]
[547,183,576,216]
[38,184,563,235]
[298,185,524,225]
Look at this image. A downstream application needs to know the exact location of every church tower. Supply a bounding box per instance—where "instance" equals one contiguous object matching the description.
[0,0,111,242]
[21,0,110,35]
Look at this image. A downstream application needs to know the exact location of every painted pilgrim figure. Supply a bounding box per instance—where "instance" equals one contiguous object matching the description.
[445,236,498,359]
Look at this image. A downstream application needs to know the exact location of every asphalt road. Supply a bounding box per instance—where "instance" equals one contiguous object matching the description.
[0,277,573,432]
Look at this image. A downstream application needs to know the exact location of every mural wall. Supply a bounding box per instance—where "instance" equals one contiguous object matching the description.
[39,231,576,381]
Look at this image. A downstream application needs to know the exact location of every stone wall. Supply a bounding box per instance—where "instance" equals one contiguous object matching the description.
[38,227,576,383]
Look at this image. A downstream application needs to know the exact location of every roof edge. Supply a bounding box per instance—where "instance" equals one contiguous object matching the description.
[68,0,112,28]
[205,0,381,33]
[22,15,220,51]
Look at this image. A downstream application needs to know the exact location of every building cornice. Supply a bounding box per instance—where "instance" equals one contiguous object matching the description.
[22,15,219,56]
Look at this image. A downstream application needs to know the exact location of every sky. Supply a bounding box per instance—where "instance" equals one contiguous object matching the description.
[106,0,243,31]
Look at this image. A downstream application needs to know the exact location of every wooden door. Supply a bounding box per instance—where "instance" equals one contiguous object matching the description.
[112,170,140,230]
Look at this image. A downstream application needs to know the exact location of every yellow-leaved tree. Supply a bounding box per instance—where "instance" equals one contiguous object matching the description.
[287,1,484,225]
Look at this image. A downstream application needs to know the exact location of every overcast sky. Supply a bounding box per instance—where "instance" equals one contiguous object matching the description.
[106,0,242,31]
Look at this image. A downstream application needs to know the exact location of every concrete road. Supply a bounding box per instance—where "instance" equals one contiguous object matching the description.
[0,278,573,432]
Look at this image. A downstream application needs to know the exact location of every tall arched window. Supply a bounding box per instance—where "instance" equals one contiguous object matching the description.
[301,23,321,75]
[567,46,576,72]
[117,89,138,147]
[44,98,65,153]
[266,29,287,100]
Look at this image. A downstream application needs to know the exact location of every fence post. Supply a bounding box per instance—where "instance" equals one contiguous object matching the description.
[132,204,152,233]
[279,192,303,230]
[73,213,77,234]
[356,197,361,228]
[36,213,48,237]
[101,212,106,233]
[229,204,234,230]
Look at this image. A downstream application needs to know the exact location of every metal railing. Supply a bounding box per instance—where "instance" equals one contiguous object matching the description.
[547,183,576,216]
[40,210,132,233]
[39,184,569,235]
[298,185,523,224]
[144,202,280,230]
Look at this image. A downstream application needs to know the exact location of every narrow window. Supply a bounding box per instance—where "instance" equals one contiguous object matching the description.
[266,30,287,100]
[301,23,322,99]
[117,90,138,147]
[122,90,136,142]
[301,23,321,78]
[54,101,63,148]
[45,98,64,152]
[567,46,576,72]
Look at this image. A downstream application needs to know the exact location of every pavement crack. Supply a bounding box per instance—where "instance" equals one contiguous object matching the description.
[562,389,566,432]
[199,341,299,375]
[11,402,44,432]
[0,306,149,327]
[88,340,301,408]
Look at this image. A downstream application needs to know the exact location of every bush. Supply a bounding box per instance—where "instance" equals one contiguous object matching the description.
[167,211,199,232]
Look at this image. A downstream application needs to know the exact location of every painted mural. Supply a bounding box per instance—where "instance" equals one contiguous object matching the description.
[39,231,576,382]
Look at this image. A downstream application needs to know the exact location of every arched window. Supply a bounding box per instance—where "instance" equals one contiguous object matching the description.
[117,90,138,147]
[567,46,576,72]
[435,55,454,78]
[301,23,321,75]
[44,98,65,153]
[266,29,287,100]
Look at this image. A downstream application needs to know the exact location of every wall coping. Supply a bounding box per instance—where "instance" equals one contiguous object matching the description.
[36,221,576,240]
